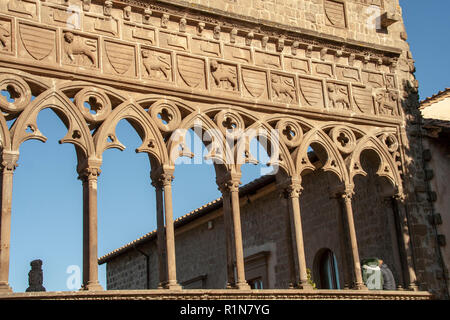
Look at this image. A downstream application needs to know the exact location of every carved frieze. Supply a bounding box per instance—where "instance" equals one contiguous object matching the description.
[352,85,375,114]
[192,38,221,58]
[224,45,251,64]
[210,60,239,93]
[0,17,13,54]
[141,48,172,82]
[62,30,98,68]
[362,70,385,88]
[177,55,206,89]
[18,23,57,62]
[160,31,188,52]
[298,76,324,109]
[336,66,360,83]
[0,0,404,122]
[312,61,334,78]
[123,24,156,45]
[242,67,268,100]
[326,82,351,111]
[3,0,37,20]
[254,51,281,69]
[285,57,310,75]
[103,40,137,77]
[270,73,297,104]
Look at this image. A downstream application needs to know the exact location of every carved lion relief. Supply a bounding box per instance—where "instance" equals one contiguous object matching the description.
[210,60,238,92]
[327,83,351,110]
[0,20,11,52]
[62,31,98,67]
[271,74,297,104]
[141,49,172,81]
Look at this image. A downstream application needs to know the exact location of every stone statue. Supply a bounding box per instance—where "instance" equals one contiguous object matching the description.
[25,259,46,292]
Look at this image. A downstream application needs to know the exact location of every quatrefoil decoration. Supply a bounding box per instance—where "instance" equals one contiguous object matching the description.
[214,110,245,140]
[330,126,356,154]
[381,133,399,153]
[74,88,112,124]
[149,100,181,133]
[276,119,303,148]
[0,75,32,114]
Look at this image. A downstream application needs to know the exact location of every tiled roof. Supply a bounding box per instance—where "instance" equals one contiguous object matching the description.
[98,174,276,264]
[420,88,450,109]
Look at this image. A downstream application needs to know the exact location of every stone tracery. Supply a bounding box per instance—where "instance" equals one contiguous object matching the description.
[0,0,420,294]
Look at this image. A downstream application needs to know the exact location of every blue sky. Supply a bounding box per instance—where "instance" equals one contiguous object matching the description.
[4,1,450,292]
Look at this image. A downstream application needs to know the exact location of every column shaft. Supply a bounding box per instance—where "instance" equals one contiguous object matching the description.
[80,167,103,291]
[161,173,181,290]
[154,184,167,288]
[394,196,419,291]
[342,190,366,290]
[287,183,312,289]
[221,189,236,288]
[0,154,16,293]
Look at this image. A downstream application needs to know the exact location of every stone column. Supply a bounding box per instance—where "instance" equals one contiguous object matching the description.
[282,189,296,288]
[152,179,167,289]
[218,183,236,288]
[393,194,419,291]
[0,151,18,293]
[285,179,312,289]
[223,175,250,290]
[79,165,103,291]
[159,172,181,290]
[341,187,367,290]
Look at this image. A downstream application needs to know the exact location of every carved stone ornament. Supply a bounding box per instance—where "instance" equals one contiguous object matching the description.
[0,74,32,114]
[380,133,399,153]
[276,119,303,149]
[327,83,350,110]
[271,75,296,103]
[74,88,112,124]
[161,14,170,28]
[330,126,357,154]
[214,110,245,140]
[63,31,97,67]
[149,100,182,133]
[142,49,172,80]
[25,260,45,292]
[123,6,132,21]
[210,60,238,91]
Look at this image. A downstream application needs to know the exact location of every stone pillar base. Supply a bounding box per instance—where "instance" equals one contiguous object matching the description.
[165,282,182,290]
[408,283,419,291]
[235,281,251,290]
[81,282,104,291]
[354,282,368,290]
[297,281,313,290]
[0,282,12,293]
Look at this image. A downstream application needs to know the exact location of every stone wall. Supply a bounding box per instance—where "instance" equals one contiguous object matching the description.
[164,0,406,47]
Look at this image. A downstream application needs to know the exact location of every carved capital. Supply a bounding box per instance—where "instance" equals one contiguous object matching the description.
[285,183,303,199]
[394,192,406,204]
[0,152,19,173]
[218,179,241,194]
[78,166,101,182]
[158,173,174,187]
[341,186,355,201]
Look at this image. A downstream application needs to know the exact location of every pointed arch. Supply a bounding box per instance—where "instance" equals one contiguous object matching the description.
[294,128,349,183]
[10,89,95,160]
[349,134,403,194]
[166,111,232,171]
[234,120,296,178]
[94,100,168,169]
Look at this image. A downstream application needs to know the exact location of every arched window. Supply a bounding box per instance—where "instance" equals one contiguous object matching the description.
[316,249,341,289]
